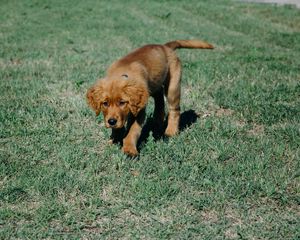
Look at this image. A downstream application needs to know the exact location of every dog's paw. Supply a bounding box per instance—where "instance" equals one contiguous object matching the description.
[164,127,178,137]
[122,145,138,157]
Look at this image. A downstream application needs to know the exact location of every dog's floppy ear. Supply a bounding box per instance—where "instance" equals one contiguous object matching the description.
[124,82,149,117]
[86,80,104,116]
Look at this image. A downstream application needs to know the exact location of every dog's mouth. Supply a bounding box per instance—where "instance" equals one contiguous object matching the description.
[107,125,123,129]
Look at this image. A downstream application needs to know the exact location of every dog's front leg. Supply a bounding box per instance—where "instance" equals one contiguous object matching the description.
[122,109,146,156]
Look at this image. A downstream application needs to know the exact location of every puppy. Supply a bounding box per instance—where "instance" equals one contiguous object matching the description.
[87,40,213,156]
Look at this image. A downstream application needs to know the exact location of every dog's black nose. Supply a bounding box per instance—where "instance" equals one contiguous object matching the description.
[108,118,117,126]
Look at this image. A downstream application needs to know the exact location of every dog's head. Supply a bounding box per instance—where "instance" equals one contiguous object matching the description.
[86,78,149,128]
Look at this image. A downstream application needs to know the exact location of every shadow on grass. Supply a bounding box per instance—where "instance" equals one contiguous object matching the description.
[137,109,199,149]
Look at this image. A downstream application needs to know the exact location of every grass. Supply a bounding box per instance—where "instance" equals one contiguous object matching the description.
[0,0,299,238]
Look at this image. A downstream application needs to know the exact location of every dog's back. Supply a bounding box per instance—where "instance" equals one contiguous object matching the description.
[107,45,169,93]
[106,40,213,95]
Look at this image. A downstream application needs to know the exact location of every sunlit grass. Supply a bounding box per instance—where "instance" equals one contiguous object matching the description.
[0,0,299,238]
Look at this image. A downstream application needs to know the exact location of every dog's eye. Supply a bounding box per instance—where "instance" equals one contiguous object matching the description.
[119,100,126,106]
[103,101,109,107]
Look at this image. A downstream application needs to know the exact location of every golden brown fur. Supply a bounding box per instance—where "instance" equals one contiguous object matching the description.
[87,40,213,156]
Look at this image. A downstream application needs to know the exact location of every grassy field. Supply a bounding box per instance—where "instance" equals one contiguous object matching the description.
[1,0,299,238]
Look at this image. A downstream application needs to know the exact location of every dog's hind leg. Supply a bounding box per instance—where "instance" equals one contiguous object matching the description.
[164,56,181,137]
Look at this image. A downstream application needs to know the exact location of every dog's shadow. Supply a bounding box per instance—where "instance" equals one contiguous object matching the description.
[137,109,199,149]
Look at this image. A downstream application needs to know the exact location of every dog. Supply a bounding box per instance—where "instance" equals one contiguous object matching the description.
[87,40,213,156]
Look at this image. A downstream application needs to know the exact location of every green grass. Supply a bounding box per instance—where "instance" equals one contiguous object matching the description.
[1,0,299,238]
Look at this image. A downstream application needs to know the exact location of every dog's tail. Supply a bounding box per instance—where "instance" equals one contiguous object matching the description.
[165,40,214,50]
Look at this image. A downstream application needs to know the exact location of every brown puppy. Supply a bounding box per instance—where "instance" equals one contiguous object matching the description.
[87,40,213,156]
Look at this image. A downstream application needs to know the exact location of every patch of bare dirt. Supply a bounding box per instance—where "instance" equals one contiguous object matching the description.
[215,108,235,117]
[247,124,265,136]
